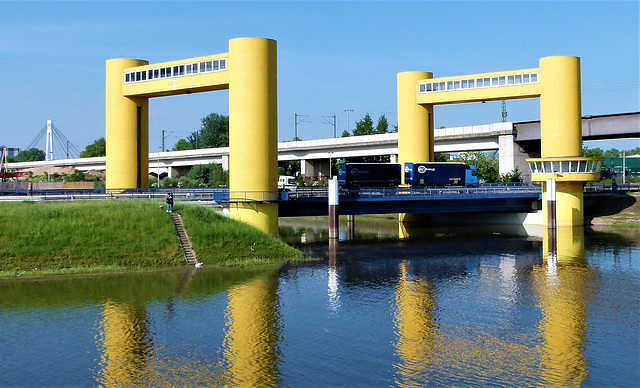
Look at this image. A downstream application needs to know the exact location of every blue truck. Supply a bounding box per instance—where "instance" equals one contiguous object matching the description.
[338,162,479,189]
[338,163,402,189]
[404,162,478,186]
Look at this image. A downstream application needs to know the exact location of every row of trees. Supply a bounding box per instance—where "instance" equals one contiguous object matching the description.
[173,113,229,150]
[4,148,45,162]
[153,163,228,188]
[583,146,640,158]
[341,113,395,137]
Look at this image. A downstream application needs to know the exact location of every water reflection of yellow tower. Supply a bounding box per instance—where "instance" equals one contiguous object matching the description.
[394,261,438,387]
[534,227,592,387]
[98,301,152,387]
[223,271,281,386]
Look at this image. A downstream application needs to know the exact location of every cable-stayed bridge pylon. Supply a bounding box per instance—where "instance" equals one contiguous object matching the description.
[26,120,81,160]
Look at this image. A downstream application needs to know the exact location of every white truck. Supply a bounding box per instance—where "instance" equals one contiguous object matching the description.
[278,175,297,192]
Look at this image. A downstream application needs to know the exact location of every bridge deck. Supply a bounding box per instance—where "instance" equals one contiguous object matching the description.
[1,184,636,218]
[279,185,542,217]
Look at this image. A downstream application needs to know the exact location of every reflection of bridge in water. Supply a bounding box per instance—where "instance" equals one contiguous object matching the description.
[2,224,634,386]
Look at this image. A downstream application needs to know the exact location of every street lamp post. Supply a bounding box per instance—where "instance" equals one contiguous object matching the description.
[157,147,161,188]
[344,109,353,134]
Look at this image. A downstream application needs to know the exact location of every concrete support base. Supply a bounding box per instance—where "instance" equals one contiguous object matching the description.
[542,181,585,227]
[230,203,279,237]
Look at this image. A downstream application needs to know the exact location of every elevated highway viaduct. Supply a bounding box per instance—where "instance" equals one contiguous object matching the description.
[9,112,638,182]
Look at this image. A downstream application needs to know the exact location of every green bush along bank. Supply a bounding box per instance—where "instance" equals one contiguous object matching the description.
[0,200,301,277]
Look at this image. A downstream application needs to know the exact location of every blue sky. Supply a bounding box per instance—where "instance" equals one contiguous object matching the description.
[0,1,638,155]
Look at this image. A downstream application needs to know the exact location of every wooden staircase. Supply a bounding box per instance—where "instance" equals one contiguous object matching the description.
[170,213,198,265]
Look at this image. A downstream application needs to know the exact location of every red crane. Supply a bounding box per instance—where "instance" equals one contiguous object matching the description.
[0,147,25,180]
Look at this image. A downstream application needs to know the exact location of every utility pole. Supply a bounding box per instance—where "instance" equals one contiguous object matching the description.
[161,130,174,152]
[294,113,309,140]
[322,115,337,138]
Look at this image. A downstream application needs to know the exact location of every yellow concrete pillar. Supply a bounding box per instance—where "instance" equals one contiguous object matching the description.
[228,38,279,236]
[539,56,584,227]
[224,272,280,386]
[556,181,585,227]
[398,72,433,229]
[540,56,582,158]
[397,71,433,167]
[105,59,149,190]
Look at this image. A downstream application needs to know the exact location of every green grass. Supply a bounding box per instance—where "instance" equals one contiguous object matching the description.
[178,204,302,266]
[0,200,302,277]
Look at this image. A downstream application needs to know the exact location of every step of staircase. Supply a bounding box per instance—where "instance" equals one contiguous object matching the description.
[170,213,198,265]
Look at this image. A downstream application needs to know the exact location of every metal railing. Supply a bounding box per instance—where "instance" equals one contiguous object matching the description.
[585,183,640,193]
[0,187,230,204]
[2,182,635,204]
[281,183,542,200]
[346,184,542,199]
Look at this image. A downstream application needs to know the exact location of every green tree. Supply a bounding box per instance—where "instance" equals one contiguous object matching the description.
[583,146,604,158]
[208,164,229,186]
[79,138,106,158]
[187,163,228,186]
[375,114,389,134]
[172,139,192,151]
[434,153,448,162]
[351,113,390,136]
[278,160,300,177]
[501,167,523,182]
[15,148,45,162]
[454,151,500,183]
[604,148,621,158]
[627,147,640,156]
[352,113,375,136]
[341,130,351,137]
[189,113,229,149]
[188,164,212,185]
[63,170,87,182]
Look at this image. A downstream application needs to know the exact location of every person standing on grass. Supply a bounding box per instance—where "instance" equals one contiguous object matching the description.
[166,192,174,213]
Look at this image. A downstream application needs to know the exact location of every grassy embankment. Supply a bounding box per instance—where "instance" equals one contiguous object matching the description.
[586,192,640,227]
[0,200,302,278]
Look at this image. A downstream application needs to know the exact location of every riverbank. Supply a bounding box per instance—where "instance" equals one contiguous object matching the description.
[586,193,640,226]
[0,200,302,278]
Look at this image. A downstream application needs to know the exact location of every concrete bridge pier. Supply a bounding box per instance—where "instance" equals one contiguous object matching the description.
[499,132,530,177]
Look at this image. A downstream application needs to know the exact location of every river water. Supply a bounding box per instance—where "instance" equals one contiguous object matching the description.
[1,219,638,387]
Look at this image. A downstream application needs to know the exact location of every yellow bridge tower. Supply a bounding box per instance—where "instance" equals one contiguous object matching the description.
[105,37,278,235]
[397,55,601,228]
